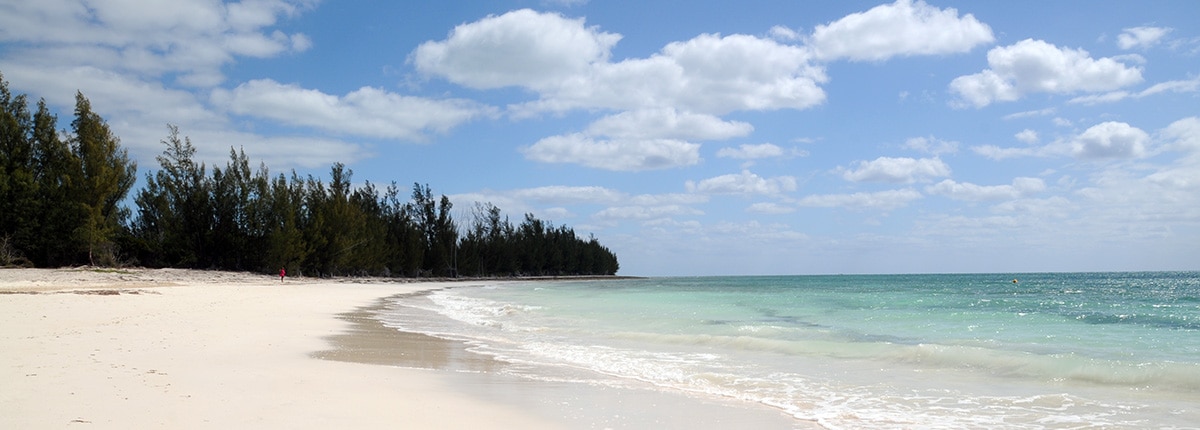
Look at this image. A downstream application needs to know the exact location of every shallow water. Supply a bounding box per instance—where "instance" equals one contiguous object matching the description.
[379,273,1200,429]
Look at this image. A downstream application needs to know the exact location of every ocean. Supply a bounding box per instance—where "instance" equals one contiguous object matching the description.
[378,272,1200,429]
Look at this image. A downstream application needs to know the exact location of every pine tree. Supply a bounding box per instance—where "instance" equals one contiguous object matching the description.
[30,99,83,266]
[0,74,37,265]
[70,92,136,266]
[134,125,208,267]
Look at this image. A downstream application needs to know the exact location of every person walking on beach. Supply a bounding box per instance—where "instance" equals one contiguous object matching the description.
[279,267,286,283]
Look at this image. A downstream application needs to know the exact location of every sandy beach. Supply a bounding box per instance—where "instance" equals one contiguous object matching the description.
[0,268,803,429]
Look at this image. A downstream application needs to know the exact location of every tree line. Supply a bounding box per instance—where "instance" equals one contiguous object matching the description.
[0,74,619,277]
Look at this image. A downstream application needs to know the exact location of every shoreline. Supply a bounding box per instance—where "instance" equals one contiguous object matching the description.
[1,268,807,429]
[317,292,811,428]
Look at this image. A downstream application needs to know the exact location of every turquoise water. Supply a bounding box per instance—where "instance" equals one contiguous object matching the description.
[380,272,1200,429]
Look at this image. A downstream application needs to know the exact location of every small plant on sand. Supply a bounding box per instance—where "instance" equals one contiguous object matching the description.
[86,267,135,275]
[0,235,34,268]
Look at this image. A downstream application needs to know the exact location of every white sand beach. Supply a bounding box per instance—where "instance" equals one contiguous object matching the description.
[0,268,804,429]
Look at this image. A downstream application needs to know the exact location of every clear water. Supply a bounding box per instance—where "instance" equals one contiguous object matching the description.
[378,273,1200,429]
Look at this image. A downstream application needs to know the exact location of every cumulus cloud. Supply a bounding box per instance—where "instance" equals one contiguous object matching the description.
[1118,26,1172,50]
[686,170,798,195]
[585,108,753,141]
[511,185,626,205]
[926,177,1046,201]
[175,128,370,170]
[413,9,838,170]
[594,205,704,221]
[561,33,827,115]
[747,202,796,214]
[412,5,1010,172]
[809,0,994,61]
[1015,129,1039,144]
[769,25,802,42]
[211,79,492,141]
[0,0,396,169]
[521,133,701,171]
[412,9,620,90]
[974,121,1155,161]
[904,136,959,155]
[415,10,828,116]
[1070,121,1151,160]
[797,188,923,210]
[1161,117,1200,153]
[716,143,801,160]
[0,0,312,87]
[971,144,1038,160]
[950,39,1143,108]
[525,107,748,171]
[841,156,951,183]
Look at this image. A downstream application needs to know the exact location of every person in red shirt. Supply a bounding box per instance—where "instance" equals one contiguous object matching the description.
[279,267,286,283]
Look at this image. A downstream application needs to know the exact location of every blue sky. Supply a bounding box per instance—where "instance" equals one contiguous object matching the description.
[1,1,1197,276]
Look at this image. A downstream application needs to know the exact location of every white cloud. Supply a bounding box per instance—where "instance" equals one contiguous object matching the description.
[412,9,620,90]
[521,133,701,171]
[1069,76,1200,105]
[0,0,387,170]
[686,170,798,195]
[809,0,994,61]
[769,25,802,42]
[181,128,369,170]
[797,188,923,210]
[990,196,1075,218]
[594,205,704,221]
[453,186,711,227]
[841,156,951,183]
[973,121,1152,161]
[974,121,1157,161]
[903,136,959,155]
[416,10,828,116]
[628,193,709,206]
[529,107,745,171]
[971,144,1038,160]
[0,0,311,87]
[1003,107,1056,120]
[926,177,1046,201]
[950,39,1143,108]
[1067,91,1132,105]
[1161,117,1200,153]
[413,10,836,170]
[747,202,796,214]
[211,79,492,141]
[1070,121,1150,160]
[511,186,625,205]
[1015,129,1039,144]
[1141,76,1200,97]
[585,108,752,141]
[716,143,789,160]
[1118,26,1172,50]
[570,33,827,115]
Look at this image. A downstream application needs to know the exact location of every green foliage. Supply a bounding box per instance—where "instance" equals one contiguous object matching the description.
[0,70,619,275]
[122,127,620,278]
[133,124,209,267]
[71,92,137,265]
[0,73,135,267]
[0,73,37,263]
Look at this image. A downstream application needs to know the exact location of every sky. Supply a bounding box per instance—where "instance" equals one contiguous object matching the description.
[1,0,1197,276]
